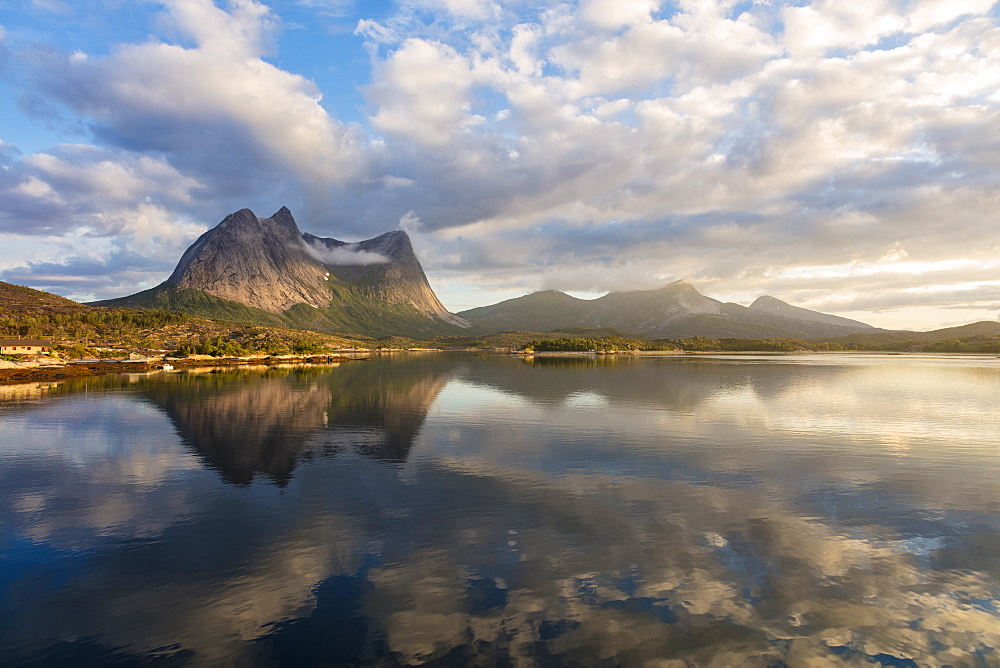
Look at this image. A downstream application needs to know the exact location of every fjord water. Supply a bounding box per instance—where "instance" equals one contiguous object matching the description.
[1,354,999,666]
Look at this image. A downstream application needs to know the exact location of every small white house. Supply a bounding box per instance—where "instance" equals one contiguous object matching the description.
[0,339,53,355]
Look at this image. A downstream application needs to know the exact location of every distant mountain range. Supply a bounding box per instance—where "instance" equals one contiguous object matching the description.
[457,281,880,339]
[2,204,988,342]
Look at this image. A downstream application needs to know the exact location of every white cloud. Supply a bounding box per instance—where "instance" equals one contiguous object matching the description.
[30,0,70,13]
[164,0,277,58]
[579,0,661,30]
[380,175,415,189]
[1,144,202,235]
[3,0,1000,327]
[25,147,201,206]
[302,239,389,265]
[441,0,500,21]
[368,38,482,146]
[293,0,355,17]
[31,0,367,191]
[398,210,422,233]
[14,176,59,200]
[908,0,997,33]
[782,0,905,58]
[509,24,543,76]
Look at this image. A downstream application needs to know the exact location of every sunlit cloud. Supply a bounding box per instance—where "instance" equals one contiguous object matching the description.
[778,258,994,280]
[0,0,997,328]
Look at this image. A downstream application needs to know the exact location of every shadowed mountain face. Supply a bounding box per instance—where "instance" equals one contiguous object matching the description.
[303,230,468,327]
[748,295,874,330]
[93,207,471,337]
[459,281,878,339]
[461,282,723,334]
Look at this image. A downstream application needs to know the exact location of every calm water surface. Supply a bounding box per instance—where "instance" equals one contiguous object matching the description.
[1,353,999,666]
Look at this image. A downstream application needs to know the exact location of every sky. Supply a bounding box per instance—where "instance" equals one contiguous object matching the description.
[0,0,999,331]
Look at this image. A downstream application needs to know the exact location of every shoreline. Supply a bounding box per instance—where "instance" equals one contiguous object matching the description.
[0,354,369,387]
[4,349,996,387]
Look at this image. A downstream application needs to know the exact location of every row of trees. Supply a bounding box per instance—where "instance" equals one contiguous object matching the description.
[520,335,1000,353]
[0,310,187,341]
[923,337,1000,353]
[523,336,645,352]
[0,307,353,358]
[521,336,809,352]
[172,336,333,357]
[665,337,805,352]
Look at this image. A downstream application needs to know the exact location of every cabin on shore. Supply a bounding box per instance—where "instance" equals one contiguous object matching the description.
[0,339,53,355]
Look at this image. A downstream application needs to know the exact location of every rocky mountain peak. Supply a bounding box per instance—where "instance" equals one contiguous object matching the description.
[354,229,415,261]
[749,296,783,310]
[148,206,470,327]
[267,206,300,234]
[305,227,468,325]
[166,208,329,313]
[594,280,722,319]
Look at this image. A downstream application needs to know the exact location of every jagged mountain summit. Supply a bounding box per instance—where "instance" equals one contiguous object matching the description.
[459,281,880,339]
[166,207,329,313]
[301,227,468,327]
[96,207,471,337]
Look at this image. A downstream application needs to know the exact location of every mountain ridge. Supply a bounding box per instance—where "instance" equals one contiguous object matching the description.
[748,295,873,329]
[459,281,880,339]
[94,207,472,337]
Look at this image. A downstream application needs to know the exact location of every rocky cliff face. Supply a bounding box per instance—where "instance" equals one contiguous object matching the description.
[94,206,471,335]
[168,207,330,313]
[303,229,469,326]
[172,207,468,319]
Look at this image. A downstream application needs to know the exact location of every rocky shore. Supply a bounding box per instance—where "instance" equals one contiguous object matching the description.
[0,354,365,387]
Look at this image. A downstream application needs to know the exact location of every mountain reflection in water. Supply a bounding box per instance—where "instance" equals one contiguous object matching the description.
[0,353,999,666]
[144,361,454,484]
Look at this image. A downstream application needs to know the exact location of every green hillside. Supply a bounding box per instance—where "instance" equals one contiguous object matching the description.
[0,281,366,355]
[0,281,93,315]
[817,321,1000,352]
[98,285,470,339]
[458,291,593,332]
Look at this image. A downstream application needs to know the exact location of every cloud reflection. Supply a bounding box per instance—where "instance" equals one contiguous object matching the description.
[0,354,998,665]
